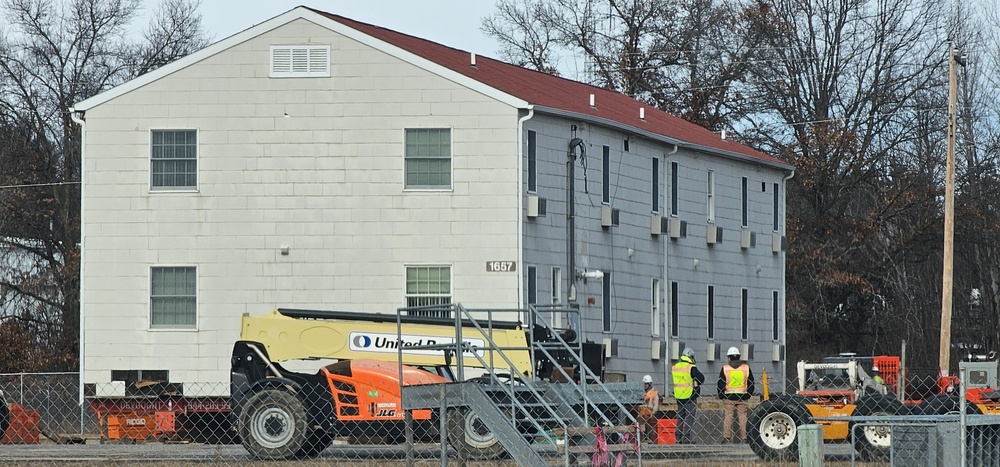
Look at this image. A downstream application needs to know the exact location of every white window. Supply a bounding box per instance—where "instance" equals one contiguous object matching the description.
[151,130,197,189]
[707,170,715,223]
[527,266,537,305]
[670,161,678,216]
[270,45,331,77]
[602,273,612,332]
[741,288,749,340]
[651,157,660,213]
[405,128,452,188]
[670,281,679,337]
[405,265,452,317]
[527,130,537,193]
[707,285,715,339]
[773,182,780,232]
[772,290,780,341]
[150,266,197,329]
[651,279,661,337]
[551,267,562,328]
[742,176,749,228]
[602,146,611,204]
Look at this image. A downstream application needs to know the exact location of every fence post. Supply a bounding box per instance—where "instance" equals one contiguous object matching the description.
[798,424,823,467]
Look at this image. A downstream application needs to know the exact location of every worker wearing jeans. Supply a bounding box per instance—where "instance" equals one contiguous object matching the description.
[717,346,755,443]
[672,348,705,444]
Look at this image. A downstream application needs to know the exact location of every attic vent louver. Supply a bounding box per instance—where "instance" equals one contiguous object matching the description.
[270,45,331,78]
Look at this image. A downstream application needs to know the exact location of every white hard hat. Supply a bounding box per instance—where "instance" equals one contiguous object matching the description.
[682,347,695,358]
[642,375,653,383]
[727,346,741,357]
[872,366,879,372]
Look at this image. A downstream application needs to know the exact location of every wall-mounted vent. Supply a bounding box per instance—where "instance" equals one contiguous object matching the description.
[669,340,685,360]
[772,343,785,362]
[602,337,619,357]
[601,205,620,227]
[707,226,723,245]
[526,194,547,218]
[740,230,757,249]
[270,45,331,77]
[669,219,688,239]
[651,339,664,360]
[741,343,755,360]
[706,342,721,362]
[772,233,787,253]
[650,215,667,235]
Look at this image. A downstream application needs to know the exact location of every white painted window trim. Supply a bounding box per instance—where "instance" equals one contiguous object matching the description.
[149,128,199,193]
[148,264,198,331]
[402,127,454,191]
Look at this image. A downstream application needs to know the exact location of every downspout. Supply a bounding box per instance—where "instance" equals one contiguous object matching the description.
[780,169,795,388]
[69,108,86,425]
[567,133,586,306]
[517,106,534,324]
[663,144,678,388]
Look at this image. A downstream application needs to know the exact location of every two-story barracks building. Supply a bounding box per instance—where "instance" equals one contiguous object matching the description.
[72,6,794,398]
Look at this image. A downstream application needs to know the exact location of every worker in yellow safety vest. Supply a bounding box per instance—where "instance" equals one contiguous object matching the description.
[717,346,755,443]
[672,347,705,444]
[637,374,660,443]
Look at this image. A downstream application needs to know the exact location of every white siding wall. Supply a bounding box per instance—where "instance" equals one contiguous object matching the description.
[82,19,521,389]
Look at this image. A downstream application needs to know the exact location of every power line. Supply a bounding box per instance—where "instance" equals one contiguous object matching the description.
[0,181,81,190]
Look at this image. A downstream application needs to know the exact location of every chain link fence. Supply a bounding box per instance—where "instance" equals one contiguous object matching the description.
[0,371,995,466]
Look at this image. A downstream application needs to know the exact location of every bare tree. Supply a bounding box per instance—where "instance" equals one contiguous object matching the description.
[482,0,759,131]
[0,0,208,371]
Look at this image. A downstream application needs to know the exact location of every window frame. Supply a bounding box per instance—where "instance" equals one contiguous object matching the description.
[742,176,749,228]
[527,265,537,306]
[527,130,537,193]
[670,281,679,338]
[772,290,780,341]
[403,128,453,190]
[707,170,716,223]
[772,182,780,232]
[707,284,715,339]
[149,265,198,330]
[602,145,611,204]
[651,157,660,214]
[404,265,453,317]
[670,161,678,216]
[150,129,198,191]
[741,288,749,341]
[603,273,612,332]
[551,267,562,328]
[651,278,661,337]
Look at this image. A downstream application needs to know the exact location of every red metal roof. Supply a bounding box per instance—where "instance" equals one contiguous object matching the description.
[311,8,787,168]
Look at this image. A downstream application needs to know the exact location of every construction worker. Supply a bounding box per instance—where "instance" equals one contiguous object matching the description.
[672,347,705,444]
[638,374,660,443]
[717,346,755,443]
[872,366,885,385]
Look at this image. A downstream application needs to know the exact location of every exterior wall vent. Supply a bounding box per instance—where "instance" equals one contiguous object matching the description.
[601,205,620,227]
[740,229,757,249]
[706,342,721,362]
[707,225,723,245]
[526,194,547,218]
[772,343,785,362]
[602,337,619,357]
[270,45,331,77]
[741,343,755,360]
[669,218,688,239]
[772,233,787,253]
[650,215,666,235]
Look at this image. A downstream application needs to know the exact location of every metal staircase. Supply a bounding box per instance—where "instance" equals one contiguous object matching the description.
[398,303,644,466]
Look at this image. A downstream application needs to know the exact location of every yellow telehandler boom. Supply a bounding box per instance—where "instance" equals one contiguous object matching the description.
[239,308,533,376]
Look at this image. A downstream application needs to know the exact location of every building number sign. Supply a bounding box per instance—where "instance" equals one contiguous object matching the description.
[486,261,516,272]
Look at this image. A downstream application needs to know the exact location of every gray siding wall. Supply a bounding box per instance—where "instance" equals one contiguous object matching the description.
[522,112,788,390]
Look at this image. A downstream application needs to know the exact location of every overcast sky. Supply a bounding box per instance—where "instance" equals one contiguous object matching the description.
[162,1,504,57]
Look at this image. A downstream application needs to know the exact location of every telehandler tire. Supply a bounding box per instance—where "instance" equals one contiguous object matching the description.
[447,407,504,459]
[238,388,310,460]
[748,396,813,461]
[851,394,905,461]
[919,394,982,415]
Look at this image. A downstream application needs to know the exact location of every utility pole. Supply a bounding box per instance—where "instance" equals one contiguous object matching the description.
[940,46,963,380]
